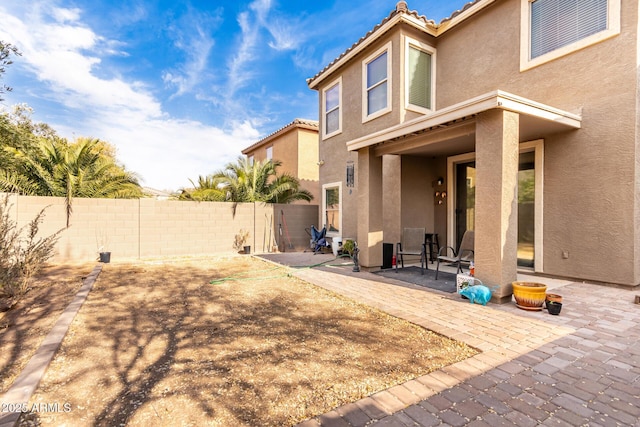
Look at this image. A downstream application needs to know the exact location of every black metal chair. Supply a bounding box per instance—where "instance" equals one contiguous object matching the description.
[435,230,474,279]
[396,227,427,275]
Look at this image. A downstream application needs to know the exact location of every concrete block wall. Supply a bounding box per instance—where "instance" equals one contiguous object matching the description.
[2,194,318,263]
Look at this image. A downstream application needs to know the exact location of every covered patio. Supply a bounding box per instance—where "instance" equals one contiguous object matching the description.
[351,90,582,302]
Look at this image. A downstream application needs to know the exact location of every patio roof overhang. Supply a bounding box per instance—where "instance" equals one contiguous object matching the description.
[347,90,582,156]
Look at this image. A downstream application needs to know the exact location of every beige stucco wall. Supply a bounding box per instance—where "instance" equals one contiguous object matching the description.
[244,126,320,206]
[432,0,639,285]
[297,128,320,181]
[400,156,435,231]
[4,194,318,263]
[316,28,407,244]
[297,128,321,204]
[314,0,639,285]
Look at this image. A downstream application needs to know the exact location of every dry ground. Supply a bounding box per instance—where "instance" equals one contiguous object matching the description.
[2,255,478,426]
[0,263,93,393]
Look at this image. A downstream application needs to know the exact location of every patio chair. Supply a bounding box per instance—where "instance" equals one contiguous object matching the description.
[310,225,330,254]
[435,230,474,279]
[396,227,427,275]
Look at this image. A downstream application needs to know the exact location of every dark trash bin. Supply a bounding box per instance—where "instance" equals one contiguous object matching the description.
[382,243,393,269]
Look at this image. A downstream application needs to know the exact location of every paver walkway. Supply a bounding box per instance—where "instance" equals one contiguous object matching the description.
[289,264,640,427]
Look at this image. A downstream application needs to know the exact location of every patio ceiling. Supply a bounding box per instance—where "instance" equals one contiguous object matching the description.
[348,90,582,158]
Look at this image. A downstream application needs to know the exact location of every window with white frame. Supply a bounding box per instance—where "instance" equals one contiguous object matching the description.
[322,77,342,139]
[266,146,273,160]
[405,37,435,112]
[520,0,620,70]
[362,42,392,122]
[248,155,254,165]
[322,183,341,236]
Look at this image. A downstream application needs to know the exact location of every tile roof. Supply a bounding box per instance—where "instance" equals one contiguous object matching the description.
[241,118,319,154]
[441,0,483,23]
[307,0,483,88]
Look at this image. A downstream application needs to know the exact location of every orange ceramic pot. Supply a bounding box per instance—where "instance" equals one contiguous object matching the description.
[545,293,563,308]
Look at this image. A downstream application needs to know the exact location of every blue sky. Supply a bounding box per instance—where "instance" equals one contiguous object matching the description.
[0,0,470,191]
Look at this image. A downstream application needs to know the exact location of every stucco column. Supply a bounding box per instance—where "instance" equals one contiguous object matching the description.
[475,109,520,303]
[382,155,402,246]
[357,147,383,268]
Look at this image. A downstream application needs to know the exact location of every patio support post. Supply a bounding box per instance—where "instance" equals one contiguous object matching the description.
[382,155,402,246]
[357,147,384,268]
[474,109,520,303]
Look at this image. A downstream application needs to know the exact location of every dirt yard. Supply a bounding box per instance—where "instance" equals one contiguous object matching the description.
[2,255,478,426]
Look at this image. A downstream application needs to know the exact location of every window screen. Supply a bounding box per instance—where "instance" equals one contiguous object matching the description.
[531,0,608,59]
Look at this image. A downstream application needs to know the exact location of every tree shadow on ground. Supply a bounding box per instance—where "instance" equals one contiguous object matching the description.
[25,258,476,426]
[0,264,90,393]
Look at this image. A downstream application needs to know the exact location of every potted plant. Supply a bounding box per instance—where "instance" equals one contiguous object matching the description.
[341,239,356,258]
[98,248,111,263]
[547,301,562,315]
[545,293,563,308]
[233,229,250,254]
[96,230,111,263]
[512,281,547,310]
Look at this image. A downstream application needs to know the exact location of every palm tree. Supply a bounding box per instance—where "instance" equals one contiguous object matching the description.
[0,137,143,226]
[178,175,227,202]
[180,157,312,204]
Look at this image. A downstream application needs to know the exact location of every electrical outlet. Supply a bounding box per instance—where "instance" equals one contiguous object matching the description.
[562,250,569,259]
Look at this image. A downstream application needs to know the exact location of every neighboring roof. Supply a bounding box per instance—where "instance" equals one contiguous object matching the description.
[143,187,173,197]
[241,118,319,155]
[307,0,493,89]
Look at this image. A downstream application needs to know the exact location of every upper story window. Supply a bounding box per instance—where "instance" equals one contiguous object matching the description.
[362,41,392,122]
[520,0,620,70]
[405,37,435,113]
[322,77,342,139]
[248,155,254,165]
[266,146,273,160]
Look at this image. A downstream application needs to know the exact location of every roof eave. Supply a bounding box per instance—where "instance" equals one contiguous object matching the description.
[241,119,319,155]
[307,0,499,90]
[346,90,582,151]
[436,0,497,35]
[307,13,436,90]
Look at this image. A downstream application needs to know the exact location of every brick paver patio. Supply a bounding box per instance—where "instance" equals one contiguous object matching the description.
[289,262,640,427]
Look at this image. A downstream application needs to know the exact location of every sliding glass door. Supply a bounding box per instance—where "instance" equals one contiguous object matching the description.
[448,140,543,271]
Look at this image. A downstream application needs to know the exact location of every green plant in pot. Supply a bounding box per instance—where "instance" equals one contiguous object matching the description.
[547,301,562,315]
[341,239,356,257]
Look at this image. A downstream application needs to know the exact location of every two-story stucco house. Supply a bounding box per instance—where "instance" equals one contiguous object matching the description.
[307,0,638,301]
[241,118,321,204]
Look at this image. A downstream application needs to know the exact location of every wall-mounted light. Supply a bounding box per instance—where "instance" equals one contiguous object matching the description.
[317,160,325,166]
[436,177,444,186]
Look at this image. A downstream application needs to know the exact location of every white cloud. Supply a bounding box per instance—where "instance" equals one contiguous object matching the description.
[51,6,81,23]
[0,4,162,116]
[0,1,261,191]
[227,0,303,95]
[162,7,221,97]
[78,112,259,191]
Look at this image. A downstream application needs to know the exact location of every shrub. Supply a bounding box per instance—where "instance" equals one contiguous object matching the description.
[232,229,250,251]
[0,195,62,306]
